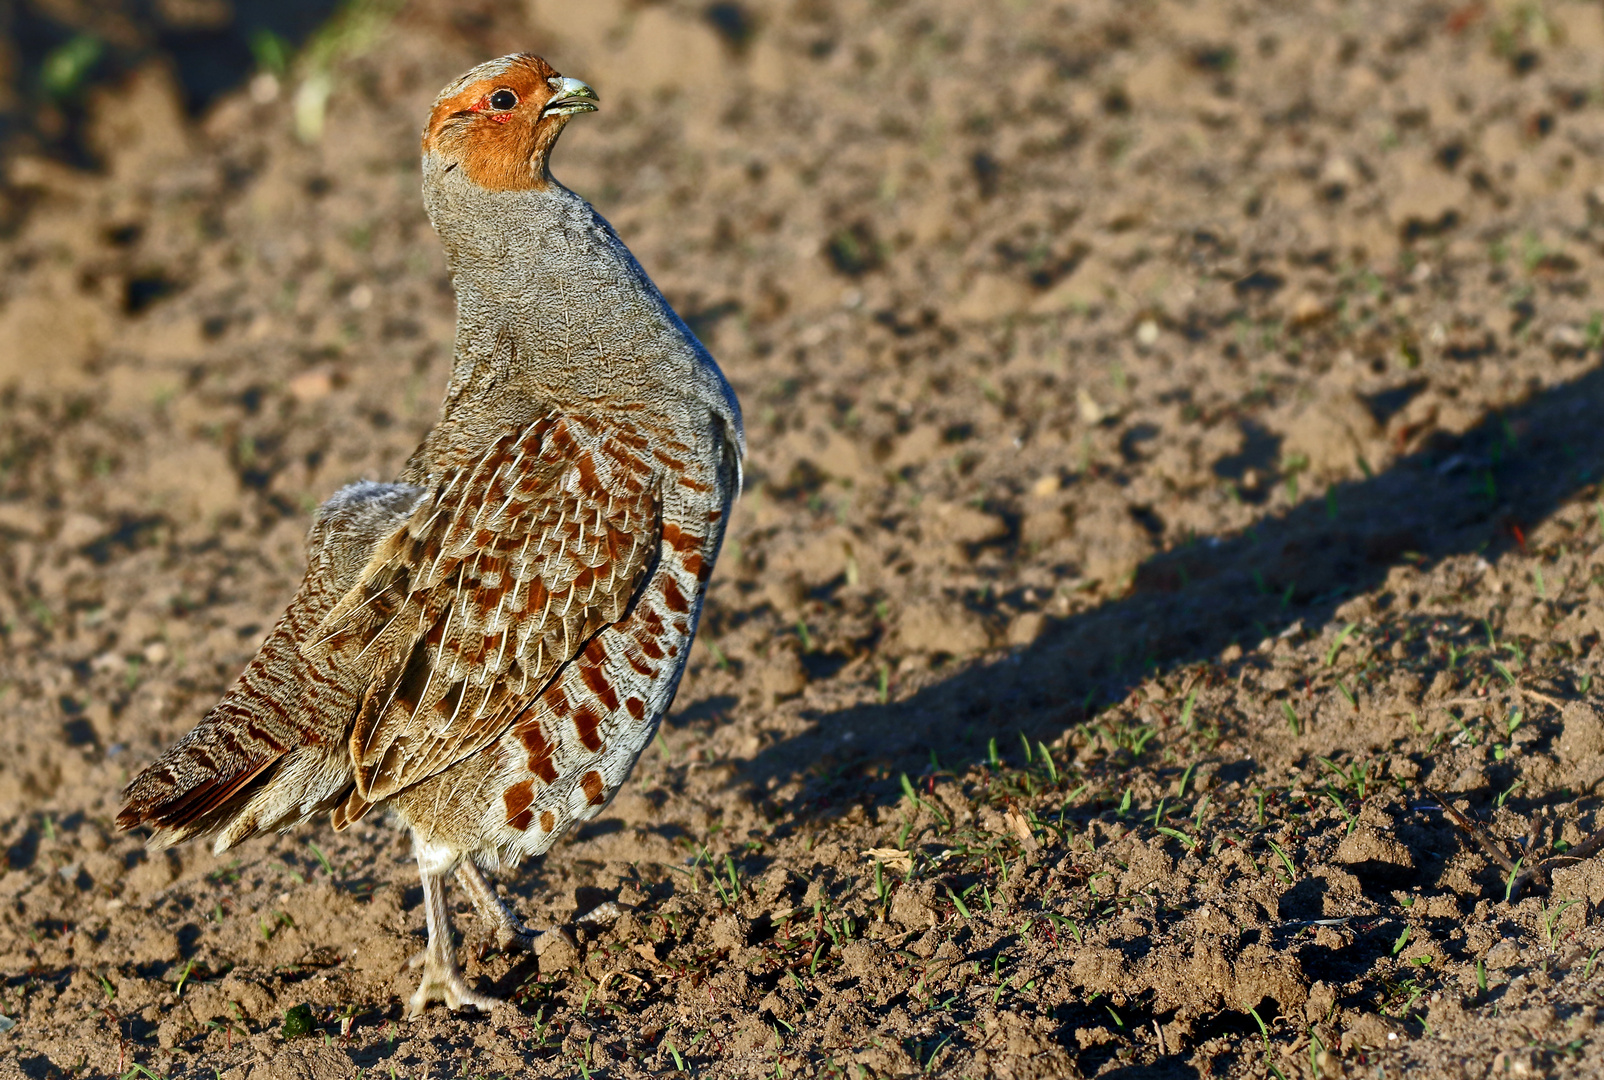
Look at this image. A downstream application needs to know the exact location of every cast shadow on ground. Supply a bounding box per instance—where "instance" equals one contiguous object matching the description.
[650,362,1604,1077]
[730,359,1604,814]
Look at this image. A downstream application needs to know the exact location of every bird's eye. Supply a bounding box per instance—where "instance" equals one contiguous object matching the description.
[488,89,518,110]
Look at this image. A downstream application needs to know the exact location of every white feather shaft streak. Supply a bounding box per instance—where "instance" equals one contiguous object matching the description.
[406,593,454,735]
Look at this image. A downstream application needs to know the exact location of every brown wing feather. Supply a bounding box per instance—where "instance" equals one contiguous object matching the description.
[304,412,660,803]
[330,785,375,831]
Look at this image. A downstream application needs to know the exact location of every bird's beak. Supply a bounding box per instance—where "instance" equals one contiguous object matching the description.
[543,77,599,118]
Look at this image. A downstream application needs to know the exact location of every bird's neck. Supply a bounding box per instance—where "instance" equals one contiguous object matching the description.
[418,167,742,469]
[426,180,660,418]
[432,179,586,290]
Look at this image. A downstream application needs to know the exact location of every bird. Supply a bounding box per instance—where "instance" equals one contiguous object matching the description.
[117,53,744,1018]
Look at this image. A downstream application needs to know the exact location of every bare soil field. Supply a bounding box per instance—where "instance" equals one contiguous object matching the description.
[3,1,1604,1076]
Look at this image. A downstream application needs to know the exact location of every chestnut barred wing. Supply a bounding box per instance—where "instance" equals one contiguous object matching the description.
[305,414,661,804]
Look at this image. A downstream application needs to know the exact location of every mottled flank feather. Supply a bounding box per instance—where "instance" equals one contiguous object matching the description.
[312,412,661,804]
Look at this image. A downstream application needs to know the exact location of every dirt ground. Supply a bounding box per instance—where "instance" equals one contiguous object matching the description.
[3,0,1604,1076]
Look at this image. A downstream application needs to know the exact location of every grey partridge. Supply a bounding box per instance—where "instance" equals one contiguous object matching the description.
[117,54,744,1018]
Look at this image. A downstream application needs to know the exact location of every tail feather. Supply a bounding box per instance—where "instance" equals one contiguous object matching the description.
[117,481,427,849]
[117,752,282,838]
[117,713,289,846]
[118,707,357,852]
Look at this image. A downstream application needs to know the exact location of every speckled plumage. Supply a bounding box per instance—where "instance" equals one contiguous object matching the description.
[118,54,742,1016]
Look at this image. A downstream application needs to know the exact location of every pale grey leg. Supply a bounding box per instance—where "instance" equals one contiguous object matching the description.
[405,851,500,1019]
[455,860,544,953]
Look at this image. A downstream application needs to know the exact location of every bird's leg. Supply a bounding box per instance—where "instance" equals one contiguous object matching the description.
[406,842,500,1019]
[454,860,544,954]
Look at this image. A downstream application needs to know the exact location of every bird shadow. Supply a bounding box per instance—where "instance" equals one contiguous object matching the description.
[727,358,1604,812]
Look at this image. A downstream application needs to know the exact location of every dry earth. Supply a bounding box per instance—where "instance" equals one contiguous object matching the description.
[3,0,1604,1077]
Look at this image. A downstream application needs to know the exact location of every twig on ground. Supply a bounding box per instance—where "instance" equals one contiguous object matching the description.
[1422,786,1604,900]
[1422,786,1520,876]
[1517,687,1566,711]
[1557,826,1604,864]
[1432,684,1565,713]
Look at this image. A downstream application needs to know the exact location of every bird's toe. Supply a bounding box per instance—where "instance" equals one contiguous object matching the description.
[445,977,502,1015]
[494,923,545,954]
[406,958,502,1019]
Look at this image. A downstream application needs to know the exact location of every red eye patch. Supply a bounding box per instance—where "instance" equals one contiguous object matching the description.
[469,96,513,123]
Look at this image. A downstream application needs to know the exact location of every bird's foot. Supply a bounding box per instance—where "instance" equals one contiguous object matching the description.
[454,861,547,954]
[405,948,501,1020]
[490,920,544,955]
[468,893,544,954]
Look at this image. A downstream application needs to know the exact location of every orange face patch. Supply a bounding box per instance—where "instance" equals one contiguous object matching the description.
[423,54,575,192]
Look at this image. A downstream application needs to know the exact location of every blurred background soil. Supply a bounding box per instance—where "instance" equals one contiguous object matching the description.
[2,0,1604,1077]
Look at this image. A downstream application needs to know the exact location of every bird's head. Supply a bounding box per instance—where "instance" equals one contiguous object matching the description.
[422,54,598,192]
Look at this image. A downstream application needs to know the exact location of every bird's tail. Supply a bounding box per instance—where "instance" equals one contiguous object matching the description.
[116,702,288,850]
[117,605,325,850]
[118,483,421,850]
